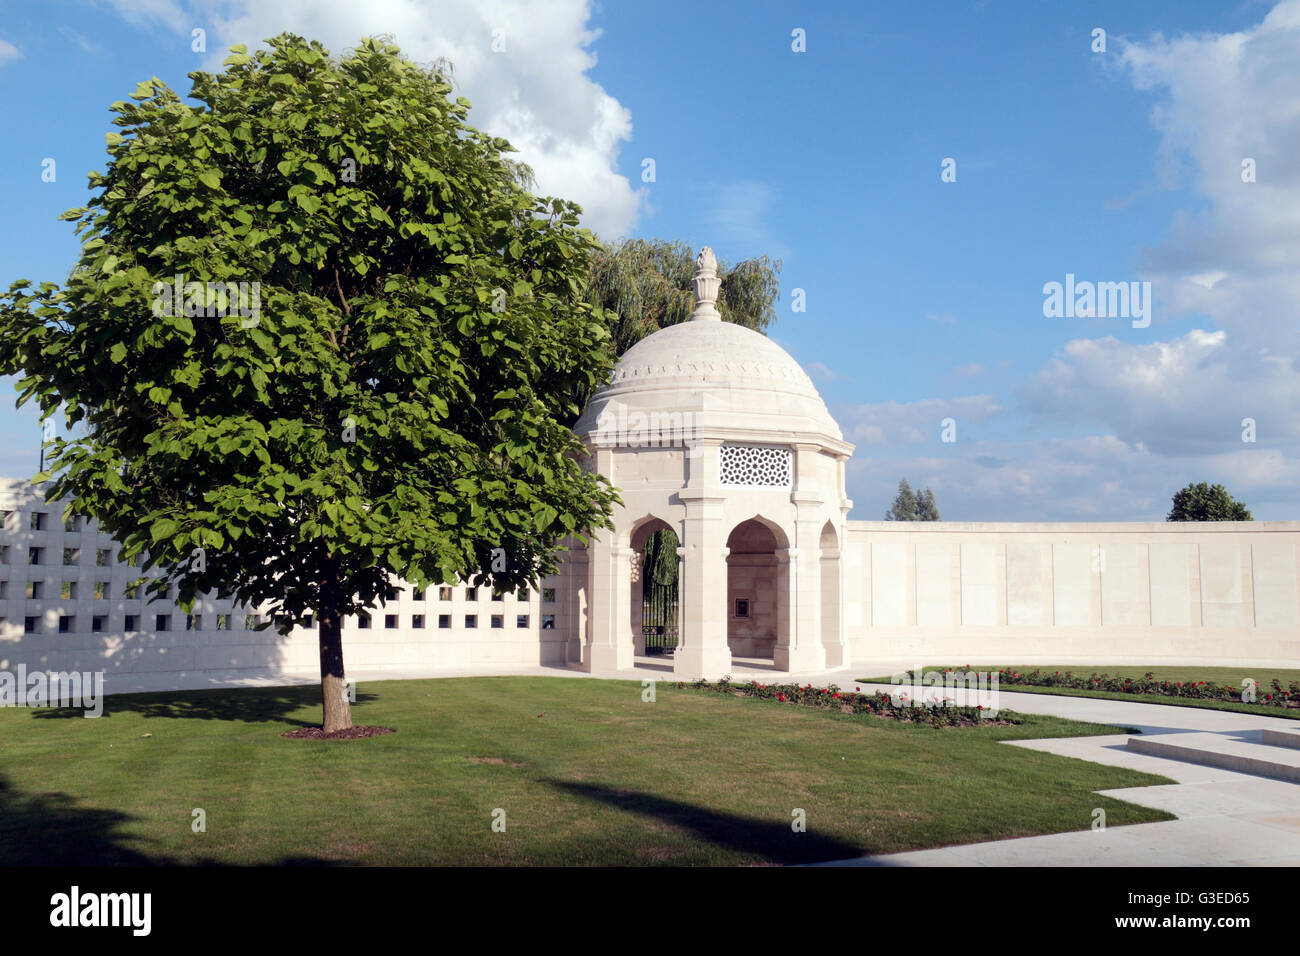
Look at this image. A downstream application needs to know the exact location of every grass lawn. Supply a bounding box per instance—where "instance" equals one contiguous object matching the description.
[858,665,1300,720]
[0,676,1175,866]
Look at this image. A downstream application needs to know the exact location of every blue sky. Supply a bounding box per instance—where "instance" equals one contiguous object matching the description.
[1,0,1296,520]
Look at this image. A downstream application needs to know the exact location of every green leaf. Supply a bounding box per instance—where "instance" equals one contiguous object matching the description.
[0,34,621,728]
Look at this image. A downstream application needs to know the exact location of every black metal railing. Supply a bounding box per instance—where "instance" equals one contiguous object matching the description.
[642,599,679,653]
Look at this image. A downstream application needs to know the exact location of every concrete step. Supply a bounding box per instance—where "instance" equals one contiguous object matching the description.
[1127,732,1300,784]
[1261,728,1300,750]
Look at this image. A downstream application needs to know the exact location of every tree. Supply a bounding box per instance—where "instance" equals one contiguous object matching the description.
[884,479,940,521]
[1167,482,1252,521]
[640,526,679,648]
[0,35,619,733]
[916,488,941,521]
[584,238,781,359]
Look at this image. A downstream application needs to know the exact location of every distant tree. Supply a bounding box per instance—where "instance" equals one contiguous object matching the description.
[885,479,918,520]
[916,487,941,521]
[1167,482,1252,521]
[885,479,940,521]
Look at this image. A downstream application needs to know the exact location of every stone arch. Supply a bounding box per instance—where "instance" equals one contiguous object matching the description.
[628,515,679,657]
[724,517,786,661]
[724,513,791,550]
[626,513,679,551]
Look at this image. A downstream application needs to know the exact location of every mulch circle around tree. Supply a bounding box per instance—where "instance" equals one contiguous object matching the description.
[281,726,395,740]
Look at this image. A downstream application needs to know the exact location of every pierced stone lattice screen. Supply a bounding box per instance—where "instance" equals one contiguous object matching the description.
[718,445,792,489]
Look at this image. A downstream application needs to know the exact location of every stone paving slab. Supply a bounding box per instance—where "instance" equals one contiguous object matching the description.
[1128,732,1300,783]
[819,687,1300,866]
[1262,727,1300,749]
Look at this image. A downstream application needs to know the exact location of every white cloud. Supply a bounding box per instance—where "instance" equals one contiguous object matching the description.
[837,395,1002,446]
[1020,329,1300,456]
[0,38,21,66]
[105,0,190,34]
[1118,1,1300,353]
[976,1,1300,518]
[59,27,104,55]
[107,0,642,239]
[804,361,836,382]
[847,433,1298,521]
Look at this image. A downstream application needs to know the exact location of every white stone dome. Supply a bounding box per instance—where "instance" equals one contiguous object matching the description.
[574,318,845,445]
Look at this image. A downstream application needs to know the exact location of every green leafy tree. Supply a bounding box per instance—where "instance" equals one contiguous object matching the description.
[885,478,940,521]
[884,479,916,520]
[0,35,618,732]
[641,527,679,648]
[916,487,940,521]
[584,238,781,359]
[1167,482,1252,521]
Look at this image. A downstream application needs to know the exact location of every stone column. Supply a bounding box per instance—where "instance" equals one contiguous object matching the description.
[673,545,686,654]
[630,548,645,656]
[566,545,589,666]
[584,529,634,673]
[781,445,827,673]
[820,544,848,668]
[774,547,797,665]
[675,440,731,678]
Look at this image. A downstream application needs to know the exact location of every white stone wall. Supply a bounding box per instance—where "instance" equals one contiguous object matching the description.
[8,469,1297,681]
[842,521,1300,668]
[0,479,559,679]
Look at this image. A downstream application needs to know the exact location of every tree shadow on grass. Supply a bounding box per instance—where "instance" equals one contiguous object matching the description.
[546,779,866,866]
[0,775,337,866]
[30,685,378,727]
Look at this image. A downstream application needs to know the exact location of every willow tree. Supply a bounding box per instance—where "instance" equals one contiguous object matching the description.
[584,238,781,359]
[0,34,618,733]
[641,526,679,648]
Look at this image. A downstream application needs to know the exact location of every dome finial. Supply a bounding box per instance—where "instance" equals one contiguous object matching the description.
[692,245,721,320]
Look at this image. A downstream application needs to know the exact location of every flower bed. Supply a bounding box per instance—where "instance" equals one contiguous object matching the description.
[993,668,1300,708]
[673,677,1020,727]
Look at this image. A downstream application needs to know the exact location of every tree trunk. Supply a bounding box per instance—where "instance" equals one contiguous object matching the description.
[318,563,353,733]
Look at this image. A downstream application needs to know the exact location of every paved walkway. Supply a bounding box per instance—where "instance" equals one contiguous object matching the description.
[95,655,865,696]
[811,683,1300,867]
[97,662,1300,866]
